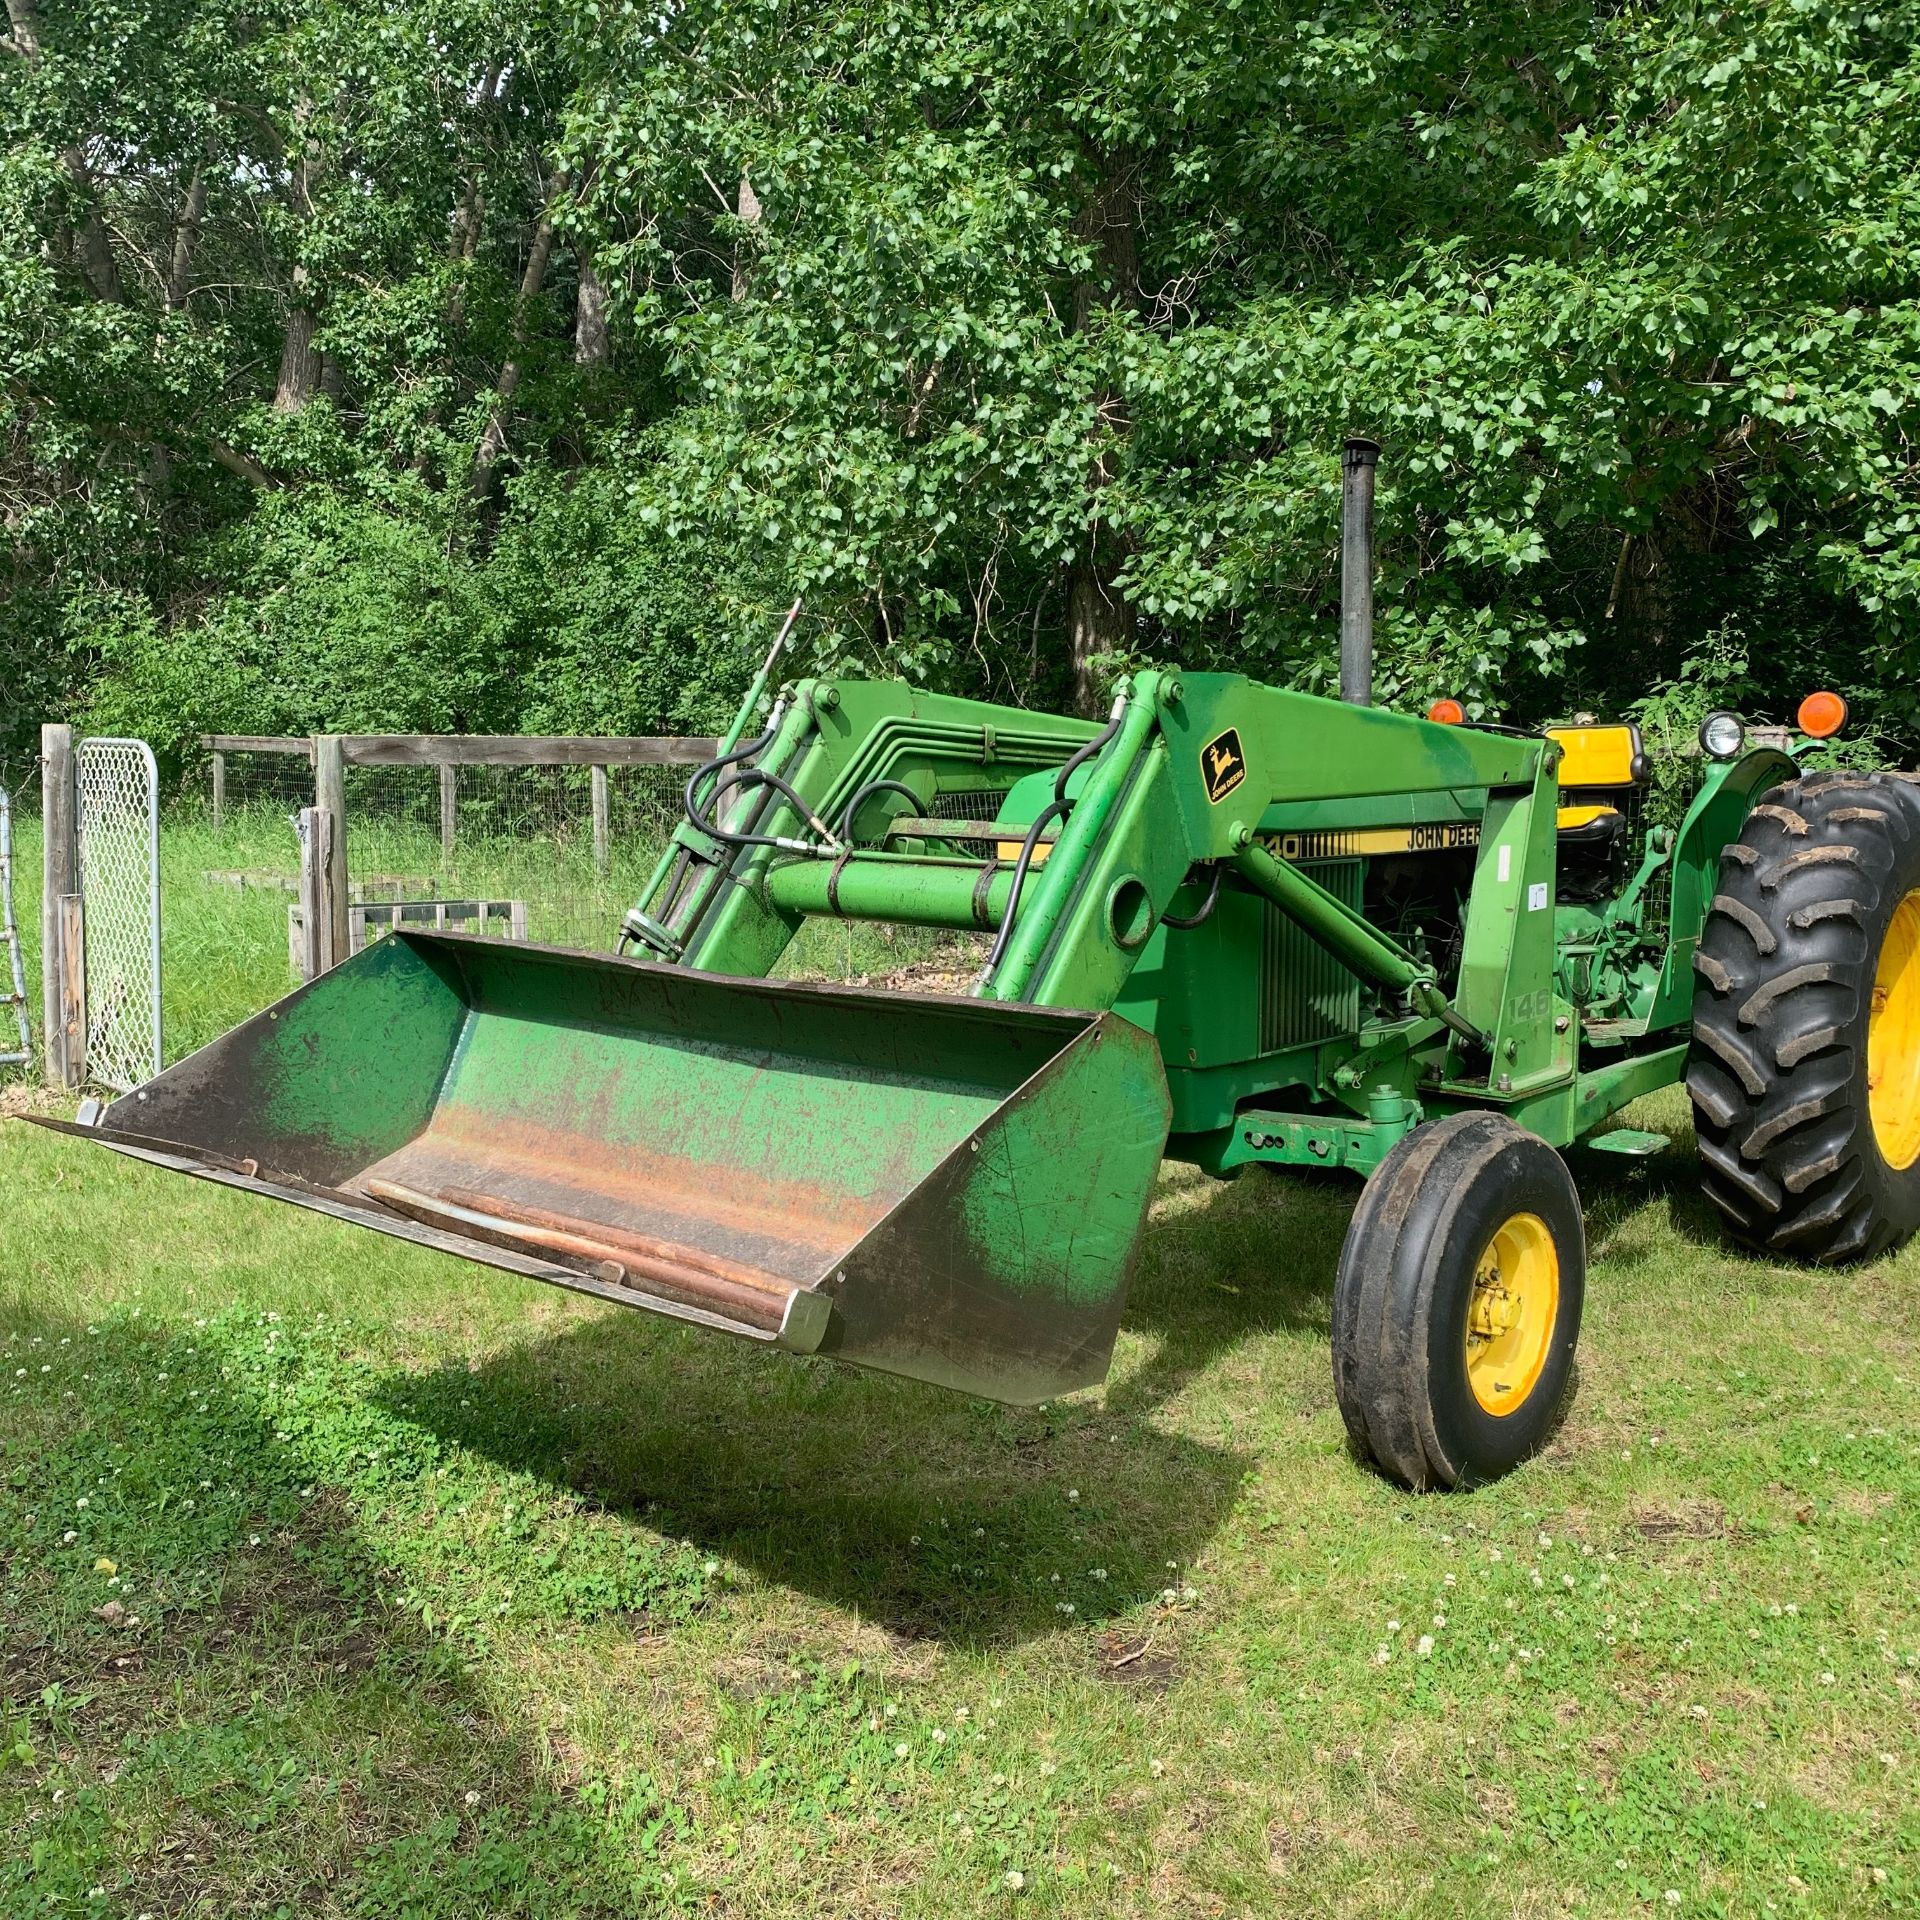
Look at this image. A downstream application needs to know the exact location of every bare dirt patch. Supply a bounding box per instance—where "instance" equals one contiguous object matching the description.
[1096,1627,1178,1691]
[1632,1498,1731,1543]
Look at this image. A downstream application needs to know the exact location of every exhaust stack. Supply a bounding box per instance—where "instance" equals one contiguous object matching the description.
[1340,436,1381,706]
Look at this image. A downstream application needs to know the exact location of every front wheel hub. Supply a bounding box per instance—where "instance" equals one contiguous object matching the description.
[1466,1212,1561,1416]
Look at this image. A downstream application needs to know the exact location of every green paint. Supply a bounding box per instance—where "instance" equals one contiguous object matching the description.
[257,935,468,1160]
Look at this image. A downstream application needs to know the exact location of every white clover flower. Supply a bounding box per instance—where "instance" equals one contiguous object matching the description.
[1416,1635,1435,1658]
[894,1742,910,1758]
[1003,1870,1024,1892]
[931,1728,946,1744]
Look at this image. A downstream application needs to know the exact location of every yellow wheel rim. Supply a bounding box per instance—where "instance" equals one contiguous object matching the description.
[1869,889,1920,1172]
[1465,1212,1561,1417]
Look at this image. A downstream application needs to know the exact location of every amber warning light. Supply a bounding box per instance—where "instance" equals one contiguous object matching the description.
[1797,690,1848,739]
[1427,698,1465,726]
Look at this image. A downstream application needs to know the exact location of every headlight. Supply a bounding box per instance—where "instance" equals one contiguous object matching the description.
[1699,711,1745,761]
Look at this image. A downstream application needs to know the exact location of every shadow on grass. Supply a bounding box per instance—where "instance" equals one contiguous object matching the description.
[364,1164,1370,1647]
[1566,1103,1746,1268]
[0,1299,677,1919]
[373,1141,1709,1629]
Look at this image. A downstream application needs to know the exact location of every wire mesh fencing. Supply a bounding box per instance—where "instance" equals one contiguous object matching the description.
[75,738,162,1091]
[338,761,686,956]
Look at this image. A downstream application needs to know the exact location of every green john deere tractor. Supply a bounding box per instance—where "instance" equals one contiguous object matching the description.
[35,529,1920,1494]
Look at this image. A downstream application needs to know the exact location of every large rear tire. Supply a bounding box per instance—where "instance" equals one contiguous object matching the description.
[1687,771,1920,1263]
[1332,1112,1586,1490]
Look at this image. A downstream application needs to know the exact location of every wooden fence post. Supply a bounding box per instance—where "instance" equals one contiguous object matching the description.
[591,765,610,873]
[59,893,86,1086]
[297,807,339,980]
[439,763,457,864]
[312,736,350,964]
[40,723,79,1089]
[210,749,226,833]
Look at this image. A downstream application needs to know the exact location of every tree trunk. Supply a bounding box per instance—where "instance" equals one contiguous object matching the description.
[62,147,125,304]
[575,248,610,367]
[4,0,41,57]
[731,170,761,302]
[5,1,125,307]
[1066,549,1133,717]
[275,282,321,411]
[444,66,498,337]
[471,187,561,501]
[1064,151,1141,716]
[275,104,322,413]
[165,165,207,312]
[139,166,211,510]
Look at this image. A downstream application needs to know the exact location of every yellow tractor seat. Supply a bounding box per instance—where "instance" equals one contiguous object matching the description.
[1546,723,1647,836]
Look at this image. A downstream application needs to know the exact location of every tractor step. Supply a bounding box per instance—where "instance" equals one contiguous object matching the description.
[1585,1127,1670,1158]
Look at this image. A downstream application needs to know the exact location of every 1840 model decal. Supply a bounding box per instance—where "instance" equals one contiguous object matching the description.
[1268,821,1482,860]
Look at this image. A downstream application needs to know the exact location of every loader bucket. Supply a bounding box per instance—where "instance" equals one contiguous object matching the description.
[39,933,1172,1404]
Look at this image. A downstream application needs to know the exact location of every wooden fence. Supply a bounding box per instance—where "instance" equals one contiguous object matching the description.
[206,732,719,980]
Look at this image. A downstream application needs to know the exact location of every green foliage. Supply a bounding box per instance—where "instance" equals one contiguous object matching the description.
[2,0,1917,778]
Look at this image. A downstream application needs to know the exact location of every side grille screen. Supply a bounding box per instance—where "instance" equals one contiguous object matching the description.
[1259,859,1364,1053]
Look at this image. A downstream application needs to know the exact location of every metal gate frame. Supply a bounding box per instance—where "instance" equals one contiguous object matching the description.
[75,737,162,1090]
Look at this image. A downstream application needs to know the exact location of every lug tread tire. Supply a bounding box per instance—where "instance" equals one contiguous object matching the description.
[1332,1113,1585,1491]
[1686,771,1920,1263]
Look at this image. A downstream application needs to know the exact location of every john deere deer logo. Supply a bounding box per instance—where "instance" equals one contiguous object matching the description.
[1201,727,1246,804]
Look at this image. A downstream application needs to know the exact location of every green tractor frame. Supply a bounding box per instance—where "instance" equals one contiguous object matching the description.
[37,462,1920,1491]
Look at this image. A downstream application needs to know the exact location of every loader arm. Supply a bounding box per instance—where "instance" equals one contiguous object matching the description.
[632,670,1543,1019]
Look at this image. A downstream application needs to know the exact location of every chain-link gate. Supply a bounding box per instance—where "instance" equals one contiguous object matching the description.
[76,738,162,1090]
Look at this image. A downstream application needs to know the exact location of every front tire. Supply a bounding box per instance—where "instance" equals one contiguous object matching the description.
[1687,771,1920,1262]
[1332,1113,1586,1490]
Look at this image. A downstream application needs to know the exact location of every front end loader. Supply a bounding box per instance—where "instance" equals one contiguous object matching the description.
[38,647,1920,1488]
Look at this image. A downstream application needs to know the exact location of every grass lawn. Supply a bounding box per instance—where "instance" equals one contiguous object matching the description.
[3,1069,1917,1917]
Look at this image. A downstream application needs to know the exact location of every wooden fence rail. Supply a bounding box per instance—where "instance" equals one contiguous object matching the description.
[201,733,718,769]
[203,732,719,978]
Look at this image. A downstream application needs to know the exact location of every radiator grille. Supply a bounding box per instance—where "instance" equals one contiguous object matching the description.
[1260,859,1364,1053]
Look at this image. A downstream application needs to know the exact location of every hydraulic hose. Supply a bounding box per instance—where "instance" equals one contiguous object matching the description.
[1160,864,1224,930]
[838,779,928,847]
[1053,696,1127,811]
[982,799,1067,980]
[683,722,776,836]
[690,764,842,854]
[981,691,1130,987]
